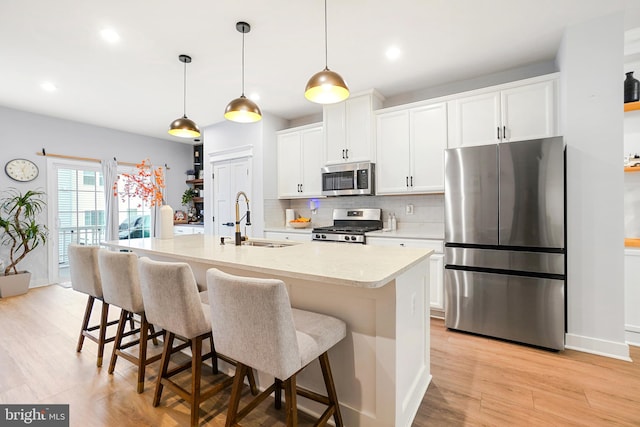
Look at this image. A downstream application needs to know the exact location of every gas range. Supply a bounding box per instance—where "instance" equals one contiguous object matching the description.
[312,208,383,244]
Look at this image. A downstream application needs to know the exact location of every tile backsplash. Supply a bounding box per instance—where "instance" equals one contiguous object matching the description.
[265,194,444,228]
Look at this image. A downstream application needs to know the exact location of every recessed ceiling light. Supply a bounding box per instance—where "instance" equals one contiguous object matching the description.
[249,93,260,101]
[41,82,57,92]
[386,46,402,61]
[100,28,120,43]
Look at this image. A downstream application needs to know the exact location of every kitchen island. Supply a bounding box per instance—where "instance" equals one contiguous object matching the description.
[103,235,432,427]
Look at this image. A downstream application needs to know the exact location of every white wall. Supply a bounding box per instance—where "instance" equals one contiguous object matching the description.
[557,12,629,359]
[0,105,193,286]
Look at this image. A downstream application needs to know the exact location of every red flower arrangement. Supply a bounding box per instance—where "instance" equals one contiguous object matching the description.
[113,159,165,207]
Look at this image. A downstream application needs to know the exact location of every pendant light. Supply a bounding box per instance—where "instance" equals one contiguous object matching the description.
[168,54,201,138]
[224,21,262,123]
[304,0,349,104]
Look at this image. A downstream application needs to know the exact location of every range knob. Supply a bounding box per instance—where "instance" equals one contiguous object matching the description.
[350,236,357,241]
[315,234,321,239]
[344,236,350,241]
[321,234,326,239]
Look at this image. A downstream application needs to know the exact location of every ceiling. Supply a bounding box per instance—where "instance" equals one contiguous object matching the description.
[1,0,639,143]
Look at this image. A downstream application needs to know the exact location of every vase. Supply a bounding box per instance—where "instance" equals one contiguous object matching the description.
[158,204,174,239]
[625,71,639,103]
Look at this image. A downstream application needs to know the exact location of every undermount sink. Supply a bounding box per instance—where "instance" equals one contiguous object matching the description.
[241,240,298,248]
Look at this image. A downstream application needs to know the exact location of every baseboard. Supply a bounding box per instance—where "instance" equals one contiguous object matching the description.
[625,325,640,347]
[565,333,631,361]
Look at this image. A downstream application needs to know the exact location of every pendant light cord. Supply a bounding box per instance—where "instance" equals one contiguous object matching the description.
[324,0,328,70]
[241,29,246,97]
[182,59,188,118]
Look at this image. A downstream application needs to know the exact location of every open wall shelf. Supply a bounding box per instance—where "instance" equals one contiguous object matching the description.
[624,101,640,112]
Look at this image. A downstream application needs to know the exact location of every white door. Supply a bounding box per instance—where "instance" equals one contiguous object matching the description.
[345,94,373,162]
[300,126,323,197]
[410,102,448,192]
[501,80,557,142]
[323,102,346,164]
[376,109,410,194]
[212,158,251,238]
[277,131,302,197]
[448,91,501,148]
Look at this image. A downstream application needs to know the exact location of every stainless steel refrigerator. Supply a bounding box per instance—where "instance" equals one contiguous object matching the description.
[444,137,565,350]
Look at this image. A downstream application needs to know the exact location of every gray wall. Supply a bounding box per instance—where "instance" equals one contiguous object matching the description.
[0,105,193,286]
[558,12,627,357]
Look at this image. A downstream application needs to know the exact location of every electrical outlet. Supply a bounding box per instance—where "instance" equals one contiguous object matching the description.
[406,204,414,215]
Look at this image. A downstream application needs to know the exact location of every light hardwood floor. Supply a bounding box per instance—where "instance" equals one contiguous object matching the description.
[1,285,639,426]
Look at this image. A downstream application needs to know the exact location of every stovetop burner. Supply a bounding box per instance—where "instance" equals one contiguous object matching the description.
[312,208,383,244]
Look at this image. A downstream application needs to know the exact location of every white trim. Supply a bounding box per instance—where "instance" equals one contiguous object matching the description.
[207,145,253,163]
[565,333,631,361]
[625,329,640,347]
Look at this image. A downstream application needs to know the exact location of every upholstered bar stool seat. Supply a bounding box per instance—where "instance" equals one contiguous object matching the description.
[206,268,346,427]
[68,244,118,367]
[98,249,163,393]
[137,257,255,427]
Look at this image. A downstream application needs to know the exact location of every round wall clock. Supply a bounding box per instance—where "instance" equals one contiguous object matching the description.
[5,158,39,182]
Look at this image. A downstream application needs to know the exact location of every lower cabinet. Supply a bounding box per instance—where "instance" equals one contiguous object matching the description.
[174,225,205,235]
[263,231,312,242]
[366,237,444,315]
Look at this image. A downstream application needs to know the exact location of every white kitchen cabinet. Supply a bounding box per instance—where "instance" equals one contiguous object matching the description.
[174,225,204,235]
[277,124,323,198]
[366,236,444,313]
[324,90,384,165]
[448,76,558,148]
[264,231,311,242]
[376,102,447,194]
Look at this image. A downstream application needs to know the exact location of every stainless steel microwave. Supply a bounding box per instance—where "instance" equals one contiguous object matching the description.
[321,162,375,196]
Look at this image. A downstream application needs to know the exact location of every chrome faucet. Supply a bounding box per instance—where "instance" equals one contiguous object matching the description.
[235,191,251,245]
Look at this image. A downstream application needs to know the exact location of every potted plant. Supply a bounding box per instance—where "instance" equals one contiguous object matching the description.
[181,187,199,206]
[0,189,48,297]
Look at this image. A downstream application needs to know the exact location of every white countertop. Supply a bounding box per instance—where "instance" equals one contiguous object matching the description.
[103,234,432,289]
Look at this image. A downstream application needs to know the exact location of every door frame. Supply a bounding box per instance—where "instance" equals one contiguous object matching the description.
[205,145,253,236]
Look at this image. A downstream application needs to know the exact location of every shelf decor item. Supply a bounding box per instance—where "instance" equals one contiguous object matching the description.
[0,189,48,297]
[625,71,639,103]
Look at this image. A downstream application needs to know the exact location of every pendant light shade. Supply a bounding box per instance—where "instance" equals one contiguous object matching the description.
[169,54,200,138]
[225,22,262,123]
[305,0,349,104]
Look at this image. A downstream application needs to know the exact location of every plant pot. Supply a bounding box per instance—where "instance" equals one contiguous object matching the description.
[0,271,31,298]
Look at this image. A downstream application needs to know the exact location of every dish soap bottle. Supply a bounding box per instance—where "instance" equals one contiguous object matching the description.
[387,213,393,230]
[391,213,397,231]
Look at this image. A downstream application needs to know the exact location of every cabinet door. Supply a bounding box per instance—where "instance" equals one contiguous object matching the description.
[264,231,311,242]
[448,91,501,148]
[277,132,302,198]
[429,254,444,310]
[376,110,410,194]
[345,95,374,163]
[501,80,557,142]
[410,103,447,193]
[300,126,324,197]
[324,102,347,164]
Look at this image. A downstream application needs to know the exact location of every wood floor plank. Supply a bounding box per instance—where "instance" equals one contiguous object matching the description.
[2,285,640,426]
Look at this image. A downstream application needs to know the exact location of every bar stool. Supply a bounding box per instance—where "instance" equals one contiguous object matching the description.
[68,244,118,367]
[98,249,163,393]
[206,268,346,427]
[137,257,256,427]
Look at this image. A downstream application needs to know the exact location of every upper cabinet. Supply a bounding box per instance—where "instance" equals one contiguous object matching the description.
[376,102,448,194]
[324,90,384,165]
[277,123,324,198]
[447,75,558,148]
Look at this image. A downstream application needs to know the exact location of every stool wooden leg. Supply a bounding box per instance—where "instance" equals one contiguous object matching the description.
[284,375,298,427]
[247,368,258,396]
[108,310,128,374]
[274,378,283,409]
[137,313,150,393]
[319,352,343,427]
[153,331,174,407]
[209,334,218,375]
[225,363,247,427]
[76,296,94,352]
[96,301,110,367]
[149,323,159,346]
[190,336,203,427]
